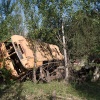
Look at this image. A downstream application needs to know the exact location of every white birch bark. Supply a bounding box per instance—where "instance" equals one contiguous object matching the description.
[62,21,69,81]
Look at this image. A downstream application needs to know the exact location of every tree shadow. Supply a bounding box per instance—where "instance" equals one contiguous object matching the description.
[0,82,25,100]
[71,81,100,100]
[0,85,10,98]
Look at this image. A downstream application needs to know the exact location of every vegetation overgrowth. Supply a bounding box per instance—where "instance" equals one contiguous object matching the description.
[0,80,100,100]
[0,0,100,99]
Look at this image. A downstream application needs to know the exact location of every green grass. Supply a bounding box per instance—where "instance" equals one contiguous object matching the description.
[0,80,100,100]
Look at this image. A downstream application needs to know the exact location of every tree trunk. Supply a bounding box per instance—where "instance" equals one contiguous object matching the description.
[62,21,69,81]
[32,41,37,83]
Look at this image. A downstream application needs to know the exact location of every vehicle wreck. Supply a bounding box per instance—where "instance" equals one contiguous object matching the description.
[0,35,65,82]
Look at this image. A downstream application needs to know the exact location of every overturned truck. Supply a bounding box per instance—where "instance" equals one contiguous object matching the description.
[0,35,65,82]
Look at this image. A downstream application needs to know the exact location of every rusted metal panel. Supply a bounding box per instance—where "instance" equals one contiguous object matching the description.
[11,35,64,69]
[0,42,19,77]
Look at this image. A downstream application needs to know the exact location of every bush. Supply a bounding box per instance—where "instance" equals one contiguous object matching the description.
[0,68,12,84]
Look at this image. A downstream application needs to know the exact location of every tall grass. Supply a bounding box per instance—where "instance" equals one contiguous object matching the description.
[0,80,100,100]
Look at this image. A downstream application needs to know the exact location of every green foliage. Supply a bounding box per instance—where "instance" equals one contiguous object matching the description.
[11,0,99,62]
[0,0,100,61]
[66,1,100,59]
[0,67,12,84]
[0,0,23,41]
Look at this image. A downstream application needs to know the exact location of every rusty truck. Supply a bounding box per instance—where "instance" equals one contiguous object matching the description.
[0,35,65,82]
